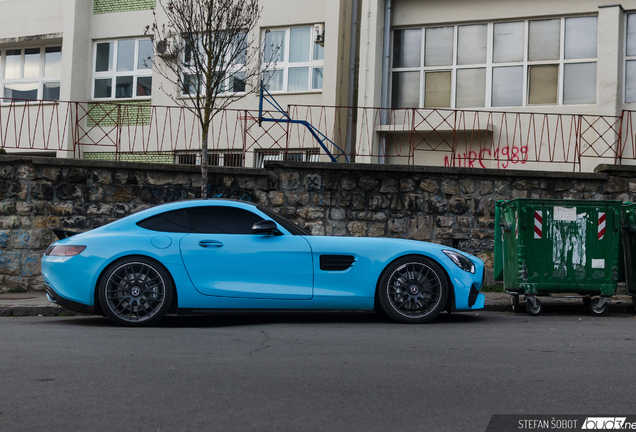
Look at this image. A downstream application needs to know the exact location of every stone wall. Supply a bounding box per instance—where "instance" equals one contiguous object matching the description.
[1,155,635,293]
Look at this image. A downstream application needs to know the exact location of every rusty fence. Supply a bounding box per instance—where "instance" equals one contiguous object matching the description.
[1,97,635,172]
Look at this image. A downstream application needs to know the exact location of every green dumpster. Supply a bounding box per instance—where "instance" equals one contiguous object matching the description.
[621,203,636,311]
[495,198,622,316]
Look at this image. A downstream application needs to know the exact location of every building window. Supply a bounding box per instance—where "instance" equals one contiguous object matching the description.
[391,16,597,109]
[254,149,319,168]
[92,38,153,100]
[1,46,61,103]
[625,13,636,103]
[262,26,324,93]
[176,151,243,167]
[182,33,247,96]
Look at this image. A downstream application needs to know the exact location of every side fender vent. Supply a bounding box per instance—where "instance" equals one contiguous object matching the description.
[320,255,355,271]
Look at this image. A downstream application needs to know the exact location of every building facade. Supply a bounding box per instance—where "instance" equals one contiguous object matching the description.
[1,0,636,172]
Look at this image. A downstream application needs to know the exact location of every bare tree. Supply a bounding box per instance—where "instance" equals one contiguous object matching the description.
[146,0,273,198]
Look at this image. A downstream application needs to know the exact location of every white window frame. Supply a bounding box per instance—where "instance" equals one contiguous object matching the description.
[1,45,62,104]
[624,12,636,104]
[391,15,598,109]
[262,25,324,93]
[92,38,153,100]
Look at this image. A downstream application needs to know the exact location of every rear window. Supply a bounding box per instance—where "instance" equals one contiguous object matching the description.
[137,210,190,233]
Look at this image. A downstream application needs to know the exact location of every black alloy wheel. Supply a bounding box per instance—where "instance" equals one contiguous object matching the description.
[378,256,448,324]
[99,257,174,326]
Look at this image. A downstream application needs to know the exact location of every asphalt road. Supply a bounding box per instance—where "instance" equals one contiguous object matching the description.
[1,311,635,432]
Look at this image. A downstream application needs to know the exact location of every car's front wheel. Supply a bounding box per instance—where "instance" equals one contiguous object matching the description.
[98,257,174,327]
[378,256,448,324]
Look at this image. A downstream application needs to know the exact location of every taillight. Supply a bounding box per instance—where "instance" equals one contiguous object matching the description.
[45,245,86,256]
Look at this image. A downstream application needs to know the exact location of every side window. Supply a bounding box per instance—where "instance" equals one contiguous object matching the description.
[186,206,263,234]
[137,210,190,233]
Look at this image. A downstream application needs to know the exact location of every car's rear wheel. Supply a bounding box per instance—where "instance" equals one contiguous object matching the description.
[378,256,448,324]
[98,257,174,327]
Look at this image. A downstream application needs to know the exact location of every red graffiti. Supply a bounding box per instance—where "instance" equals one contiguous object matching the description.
[444,146,528,169]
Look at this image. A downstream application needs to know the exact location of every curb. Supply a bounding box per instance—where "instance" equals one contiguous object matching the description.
[0,305,84,317]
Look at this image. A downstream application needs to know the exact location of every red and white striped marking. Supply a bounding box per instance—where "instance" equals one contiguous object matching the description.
[534,210,543,239]
[515,211,518,239]
[598,212,606,240]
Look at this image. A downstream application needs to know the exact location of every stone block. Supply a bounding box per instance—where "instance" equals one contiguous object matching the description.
[20,252,40,276]
[253,191,268,206]
[50,202,75,216]
[368,194,390,210]
[15,202,33,215]
[0,201,16,215]
[313,192,337,207]
[380,177,398,193]
[347,221,367,237]
[4,275,29,291]
[304,174,321,191]
[400,178,415,192]
[388,218,408,238]
[285,191,310,207]
[0,216,20,229]
[460,178,476,194]
[280,172,300,190]
[328,208,346,221]
[63,167,88,183]
[419,179,438,193]
[0,251,21,275]
[16,165,35,180]
[359,176,379,191]
[40,167,62,181]
[408,216,433,240]
[0,231,10,247]
[268,191,284,206]
[341,175,358,190]
[297,207,324,220]
[605,177,628,194]
[146,171,175,186]
[369,223,386,237]
[323,173,338,190]
[12,229,44,249]
[306,221,325,236]
[441,179,459,195]
[426,196,447,214]
[479,180,494,195]
[31,183,54,201]
[86,203,114,216]
[56,184,82,200]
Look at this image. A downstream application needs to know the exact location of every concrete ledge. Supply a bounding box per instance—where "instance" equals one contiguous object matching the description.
[265,160,609,180]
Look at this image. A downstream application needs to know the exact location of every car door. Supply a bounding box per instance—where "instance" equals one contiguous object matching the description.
[179,205,314,300]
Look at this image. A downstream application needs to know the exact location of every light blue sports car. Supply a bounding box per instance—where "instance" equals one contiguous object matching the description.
[41,199,485,326]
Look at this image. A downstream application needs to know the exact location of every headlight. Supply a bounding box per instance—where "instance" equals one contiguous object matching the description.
[45,245,86,256]
[442,250,475,273]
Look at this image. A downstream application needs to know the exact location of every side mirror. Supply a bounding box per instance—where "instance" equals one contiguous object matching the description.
[252,220,282,236]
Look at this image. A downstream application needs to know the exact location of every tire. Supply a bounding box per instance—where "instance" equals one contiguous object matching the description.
[589,297,608,316]
[378,256,448,324]
[525,298,542,316]
[98,257,174,327]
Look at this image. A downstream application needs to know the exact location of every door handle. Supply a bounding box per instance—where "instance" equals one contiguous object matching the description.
[198,240,224,248]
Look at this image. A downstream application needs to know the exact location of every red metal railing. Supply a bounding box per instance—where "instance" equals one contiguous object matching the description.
[0,97,634,172]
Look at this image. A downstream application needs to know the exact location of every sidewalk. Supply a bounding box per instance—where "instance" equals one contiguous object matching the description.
[0,291,634,317]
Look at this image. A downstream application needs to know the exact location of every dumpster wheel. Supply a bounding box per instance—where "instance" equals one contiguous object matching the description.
[525,297,542,316]
[589,297,609,315]
[511,295,523,313]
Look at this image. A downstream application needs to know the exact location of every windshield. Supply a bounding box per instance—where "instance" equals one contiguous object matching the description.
[257,206,312,236]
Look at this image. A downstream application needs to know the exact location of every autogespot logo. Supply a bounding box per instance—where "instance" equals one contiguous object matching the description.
[582,418,630,430]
